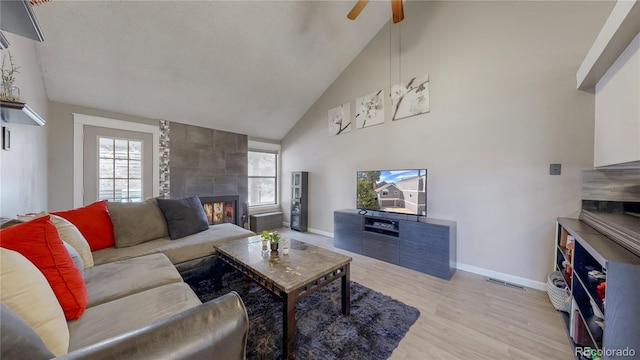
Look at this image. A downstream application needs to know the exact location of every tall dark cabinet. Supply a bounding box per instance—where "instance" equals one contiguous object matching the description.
[290,171,308,232]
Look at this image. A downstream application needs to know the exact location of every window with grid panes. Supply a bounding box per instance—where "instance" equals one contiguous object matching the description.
[248,150,277,206]
[98,137,143,202]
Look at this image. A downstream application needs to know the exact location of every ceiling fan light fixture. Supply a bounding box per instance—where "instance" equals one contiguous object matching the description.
[347,0,369,20]
[347,0,404,23]
[391,0,404,24]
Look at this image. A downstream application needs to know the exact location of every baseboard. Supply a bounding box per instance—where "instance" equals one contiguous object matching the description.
[281,222,333,238]
[456,263,546,291]
[281,222,543,290]
[307,227,333,238]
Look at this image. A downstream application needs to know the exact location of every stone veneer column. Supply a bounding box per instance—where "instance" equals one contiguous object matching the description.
[159,120,171,198]
[169,122,248,215]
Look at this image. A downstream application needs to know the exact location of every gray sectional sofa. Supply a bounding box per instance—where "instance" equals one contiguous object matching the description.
[94,223,255,276]
[0,198,257,360]
[62,254,249,360]
[103,197,256,276]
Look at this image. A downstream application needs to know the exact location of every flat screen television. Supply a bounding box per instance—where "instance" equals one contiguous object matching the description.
[356,169,427,216]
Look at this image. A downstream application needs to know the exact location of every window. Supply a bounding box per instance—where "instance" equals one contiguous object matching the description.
[248,150,277,206]
[382,190,389,196]
[98,137,143,202]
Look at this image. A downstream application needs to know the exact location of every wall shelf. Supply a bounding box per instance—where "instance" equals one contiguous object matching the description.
[576,0,640,91]
[0,100,46,126]
[0,0,44,46]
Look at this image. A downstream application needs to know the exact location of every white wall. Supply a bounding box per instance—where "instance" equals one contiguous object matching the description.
[594,32,640,167]
[281,1,612,284]
[0,33,48,217]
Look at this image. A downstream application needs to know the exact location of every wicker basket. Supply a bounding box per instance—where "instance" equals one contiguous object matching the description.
[547,271,571,313]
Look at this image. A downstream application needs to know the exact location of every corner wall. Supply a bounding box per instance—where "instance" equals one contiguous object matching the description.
[281,1,613,284]
[0,34,48,217]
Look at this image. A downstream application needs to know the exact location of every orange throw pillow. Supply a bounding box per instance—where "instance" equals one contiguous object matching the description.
[0,216,87,320]
[52,200,115,251]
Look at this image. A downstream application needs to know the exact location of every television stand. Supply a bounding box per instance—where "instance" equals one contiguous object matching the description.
[334,209,456,280]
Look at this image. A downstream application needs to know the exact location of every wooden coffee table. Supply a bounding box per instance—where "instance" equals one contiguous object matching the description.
[213,235,352,360]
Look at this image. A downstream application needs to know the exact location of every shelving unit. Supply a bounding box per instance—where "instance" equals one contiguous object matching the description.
[363,216,399,237]
[290,171,308,232]
[555,218,640,359]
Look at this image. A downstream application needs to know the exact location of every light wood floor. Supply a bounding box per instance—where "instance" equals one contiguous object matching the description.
[276,228,573,360]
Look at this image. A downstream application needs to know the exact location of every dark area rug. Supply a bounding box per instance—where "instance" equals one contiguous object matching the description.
[186,269,420,360]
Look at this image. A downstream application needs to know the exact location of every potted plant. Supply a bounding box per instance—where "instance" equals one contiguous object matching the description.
[261,230,280,252]
[1,52,21,102]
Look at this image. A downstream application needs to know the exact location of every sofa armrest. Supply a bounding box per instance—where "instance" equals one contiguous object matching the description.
[58,292,248,360]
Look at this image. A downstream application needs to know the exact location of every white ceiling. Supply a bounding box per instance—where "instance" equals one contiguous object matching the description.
[32,1,392,140]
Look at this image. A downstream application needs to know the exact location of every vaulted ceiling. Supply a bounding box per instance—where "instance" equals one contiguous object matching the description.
[32,1,392,140]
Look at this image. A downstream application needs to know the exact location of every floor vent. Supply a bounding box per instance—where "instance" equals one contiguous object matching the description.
[486,278,525,290]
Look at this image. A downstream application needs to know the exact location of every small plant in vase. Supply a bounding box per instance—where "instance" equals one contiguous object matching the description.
[269,232,280,252]
[1,52,21,102]
[261,230,280,252]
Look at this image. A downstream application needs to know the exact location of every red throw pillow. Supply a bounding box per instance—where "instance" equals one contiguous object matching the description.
[52,200,115,251]
[0,216,88,320]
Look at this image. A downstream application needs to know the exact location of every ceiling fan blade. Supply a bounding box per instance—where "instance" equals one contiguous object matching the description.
[347,0,369,20]
[391,0,404,23]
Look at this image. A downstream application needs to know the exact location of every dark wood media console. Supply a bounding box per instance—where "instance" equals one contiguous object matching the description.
[334,209,456,280]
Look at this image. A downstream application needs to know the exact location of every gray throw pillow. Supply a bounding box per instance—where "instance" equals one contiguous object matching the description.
[107,199,170,248]
[156,196,209,240]
[63,241,84,278]
[0,218,24,229]
[0,303,55,360]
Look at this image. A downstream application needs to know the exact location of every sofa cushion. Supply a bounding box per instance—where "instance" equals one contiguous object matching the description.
[84,253,183,307]
[50,214,95,267]
[52,200,116,251]
[92,223,255,265]
[157,196,209,240]
[0,303,55,360]
[107,199,169,248]
[0,217,23,229]
[15,212,95,268]
[0,248,70,356]
[67,283,201,351]
[64,240,85,278]
[0,216,88,320]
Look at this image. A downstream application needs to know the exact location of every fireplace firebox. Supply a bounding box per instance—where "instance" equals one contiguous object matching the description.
[199,195,240,227]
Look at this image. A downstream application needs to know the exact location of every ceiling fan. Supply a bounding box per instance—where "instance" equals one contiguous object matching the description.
[348,0,404,24]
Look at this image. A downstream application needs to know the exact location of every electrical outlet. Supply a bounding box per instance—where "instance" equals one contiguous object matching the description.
[550,163,561,175]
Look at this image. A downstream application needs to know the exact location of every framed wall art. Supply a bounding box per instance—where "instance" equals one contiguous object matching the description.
[355,90,385,129]
[391,75,430,121]
[328,103,351,136]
